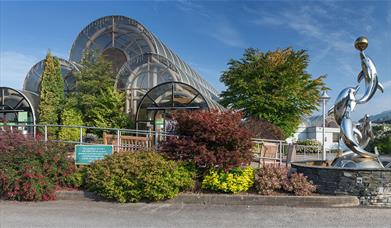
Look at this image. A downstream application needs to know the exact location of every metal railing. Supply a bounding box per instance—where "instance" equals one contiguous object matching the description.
[251,138,337,165]
[1,124,337,163]
[0,123,172,151]
[252,138,285,165]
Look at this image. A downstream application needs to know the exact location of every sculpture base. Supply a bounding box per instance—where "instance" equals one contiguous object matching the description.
[291,160,391,207]
[331,152,383,169]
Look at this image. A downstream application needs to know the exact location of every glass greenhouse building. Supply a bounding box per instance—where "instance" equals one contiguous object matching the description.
[9,15,222,131]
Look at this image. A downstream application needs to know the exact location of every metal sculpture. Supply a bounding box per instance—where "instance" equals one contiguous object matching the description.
[331,36,384,168]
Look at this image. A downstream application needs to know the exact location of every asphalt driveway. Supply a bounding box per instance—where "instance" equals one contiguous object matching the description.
[0,200,390,228]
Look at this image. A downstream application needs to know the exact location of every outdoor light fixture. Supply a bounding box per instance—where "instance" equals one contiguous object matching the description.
[320,90,330,161]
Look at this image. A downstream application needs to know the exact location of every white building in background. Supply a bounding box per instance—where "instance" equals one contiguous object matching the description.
[288,114,340,151]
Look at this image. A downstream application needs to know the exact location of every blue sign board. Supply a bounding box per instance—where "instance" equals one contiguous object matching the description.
[75,145,113,165]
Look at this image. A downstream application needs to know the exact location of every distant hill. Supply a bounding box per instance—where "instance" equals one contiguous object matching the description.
[364,110,391,123]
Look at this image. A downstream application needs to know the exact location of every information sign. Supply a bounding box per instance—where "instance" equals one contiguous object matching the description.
[75,145,113,165]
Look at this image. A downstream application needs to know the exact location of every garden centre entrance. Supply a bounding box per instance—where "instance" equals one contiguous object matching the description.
[135,81,212,131]
[0,87,38,133]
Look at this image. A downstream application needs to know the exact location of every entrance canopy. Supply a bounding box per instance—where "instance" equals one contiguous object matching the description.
[135,81,220,130]
[0,87,37,131]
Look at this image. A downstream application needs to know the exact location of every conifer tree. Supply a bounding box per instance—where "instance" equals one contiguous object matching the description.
[38,52,65,136]
[73,50,131,129]
[59,97,85,141]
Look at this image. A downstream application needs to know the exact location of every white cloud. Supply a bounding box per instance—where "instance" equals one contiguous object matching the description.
[0,52,39,90]
[176,1,245,48]
[253,5,354,55]
[210,22,245,48]
[175,0,212,20]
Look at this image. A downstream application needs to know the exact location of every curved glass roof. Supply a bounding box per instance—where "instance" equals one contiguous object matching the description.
[23,58,80,94]
[69,15,220,103]
[0,87,37,126]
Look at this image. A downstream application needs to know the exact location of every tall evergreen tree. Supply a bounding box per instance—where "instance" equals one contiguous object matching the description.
[38,52,65,136]
[59,97,85,141]
[73,50,131,129]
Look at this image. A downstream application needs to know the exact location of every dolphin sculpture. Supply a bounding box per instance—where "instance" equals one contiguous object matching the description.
[340,116,377,158]
[333,85,359,125]
[333,86,378,158]
[355,114,373,148]
[330,37,385,168]
[356,51,384,104]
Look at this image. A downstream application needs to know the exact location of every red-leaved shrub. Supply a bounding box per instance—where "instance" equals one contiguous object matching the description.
[242,118,284,140]
[0,129,75,201]
[254,164,289,195]
[159,110,253,171]
[255,164,316,196]
[283,173,316,196]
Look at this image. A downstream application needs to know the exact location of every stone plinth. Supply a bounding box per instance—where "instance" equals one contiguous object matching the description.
[291,161,391,207]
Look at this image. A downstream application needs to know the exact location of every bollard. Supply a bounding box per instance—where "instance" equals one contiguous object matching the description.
[117,129,121,152]
[44,125,48,142]
[80,127,83,144]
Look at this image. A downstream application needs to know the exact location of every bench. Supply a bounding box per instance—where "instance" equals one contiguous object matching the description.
[103,133,151,152]
[253,142,279,167]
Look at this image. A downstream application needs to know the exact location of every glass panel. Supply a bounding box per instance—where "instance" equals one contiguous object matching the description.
[139,96,156,110]
[70,34,88,62]
[147,83,172,102]
[173,83,198,107]
[154,90,172,107]
[188,95,208,109]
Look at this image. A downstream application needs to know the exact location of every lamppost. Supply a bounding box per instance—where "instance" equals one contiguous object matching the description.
[320,90,331,161]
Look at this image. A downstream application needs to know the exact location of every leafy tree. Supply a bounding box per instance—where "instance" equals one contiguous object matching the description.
[220,48,325,137]
[38,52,65,136]
[73,50,130,129]
[59,98,85,141]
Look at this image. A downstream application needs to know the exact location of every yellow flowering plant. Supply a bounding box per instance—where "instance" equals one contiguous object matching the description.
[201,166,254,194]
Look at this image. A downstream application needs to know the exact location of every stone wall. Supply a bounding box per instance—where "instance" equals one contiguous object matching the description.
[291,161,391,207]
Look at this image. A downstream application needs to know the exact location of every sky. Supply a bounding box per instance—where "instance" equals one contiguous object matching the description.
[0,0,390,120]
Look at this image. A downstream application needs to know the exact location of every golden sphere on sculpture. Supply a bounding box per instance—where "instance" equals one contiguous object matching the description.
[354,36,368,51]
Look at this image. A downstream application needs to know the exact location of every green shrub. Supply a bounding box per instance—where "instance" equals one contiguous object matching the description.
[0,130,75,201]
[64,168,87,188]
[254,164,316,196]
[85,151,195,203]
[296,139,321,154]
[59,98,85,142]
[201,166,254,194]
[366,126,391,155]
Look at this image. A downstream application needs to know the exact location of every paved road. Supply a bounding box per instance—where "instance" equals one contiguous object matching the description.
[0,200,390,228]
